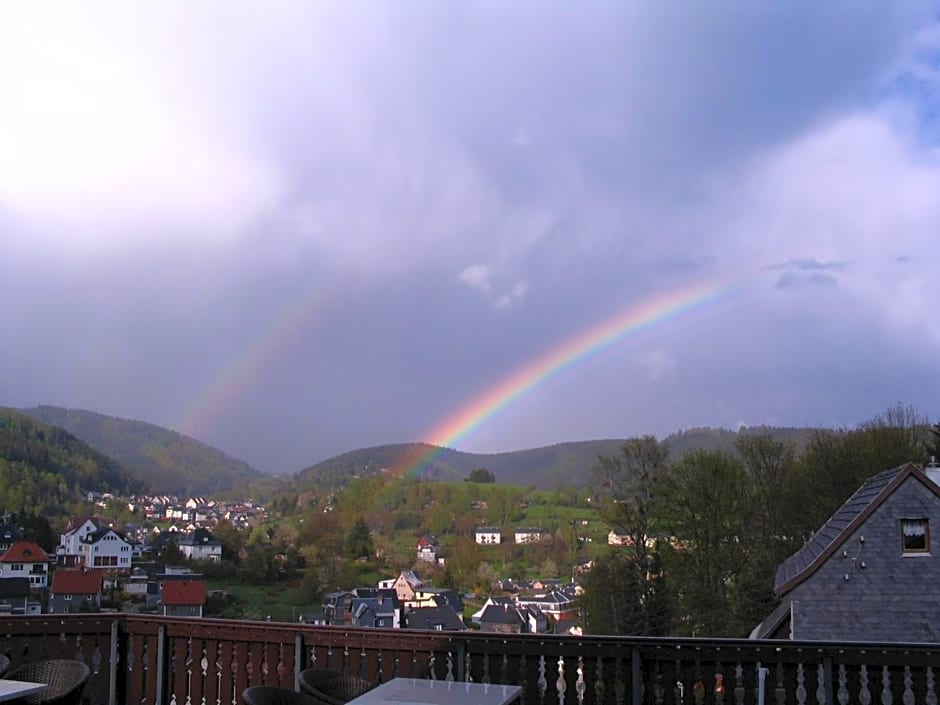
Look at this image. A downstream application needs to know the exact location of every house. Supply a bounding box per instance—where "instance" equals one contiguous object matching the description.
[514,527,543,544]
[322,591,355,626]
[515,590,578,625]
[416,535,438,563]
[49,569,104,614]
[178,528,222,562]
[404,605,466,631]
[475,527,502,545]
[477,602,548,634]
[389,571,425,603]
[0,578,31,614]
[80,528,132,572]
[0,541,52,588]
[161,579,206,618]
[57,518,100,566]
[350,591,401,629]
[0,523,23,553]
[751,462,940,642]
[409,587,463,613]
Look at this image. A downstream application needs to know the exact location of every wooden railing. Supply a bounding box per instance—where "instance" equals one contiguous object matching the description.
[0,615,937,705]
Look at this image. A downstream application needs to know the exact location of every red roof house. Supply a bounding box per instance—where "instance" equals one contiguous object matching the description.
[49,569,104,613]
[161,580,206,618]
[0,541,52,588]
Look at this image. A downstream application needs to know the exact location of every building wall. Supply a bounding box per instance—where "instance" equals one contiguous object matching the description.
[784,477,940,642]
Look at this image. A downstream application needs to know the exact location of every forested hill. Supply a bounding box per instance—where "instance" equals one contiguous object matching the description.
[0,408,145,515]
[19,406,264,496]
[293,426,817,492]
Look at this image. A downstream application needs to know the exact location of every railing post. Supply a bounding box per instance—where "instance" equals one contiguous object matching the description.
[109,621,119,705]
[156,625,166,705]
[632,647,642,705]
[456,640,465,681]
[294,635,303,692]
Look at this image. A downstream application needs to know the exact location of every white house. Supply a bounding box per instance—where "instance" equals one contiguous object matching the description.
[80,528,133,571]
[514,527,543,544]
[475,527,502,545]
[178,528,222,562]
[0,541,52,588]
[57,518,100,566]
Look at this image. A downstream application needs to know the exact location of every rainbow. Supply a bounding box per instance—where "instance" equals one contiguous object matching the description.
[177,284,332,444]
[390,280,739,479]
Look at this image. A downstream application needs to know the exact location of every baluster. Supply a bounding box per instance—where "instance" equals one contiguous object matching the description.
[360,648,368,681]
[230,643,239,705]
[881,666,892,705]
[576,657,586,705]
[428,654,436,681]
[482,652,491,685]
[465,651,472,683]
[595,658,605,705]
[733,662,744,705]
[693,679,705,705]
[185,637,194,705]
[200,648,209,705]
[902,666,914,705]
[859,665,871,705]
[215,645,223,705]
[926,667,937,705]
[501,652,509,686]
[652,661,664,705]
[774,659,786,705]
[342,646,349,675]
[837,665,848,705]
[796,663,807,705]
[445,651,455,681]
[817,664,826,705]
[169,635,178,705]
[675,658,686,705]
[537,654,548,705]
[715,661,725,705]
[556,655,567,705]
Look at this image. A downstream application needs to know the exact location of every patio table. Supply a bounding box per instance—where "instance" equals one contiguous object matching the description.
[346,678,521,705]
[0,679,48,702]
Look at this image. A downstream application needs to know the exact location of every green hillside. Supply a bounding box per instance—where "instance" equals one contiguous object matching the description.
[0,408,144,515]
[291,427,817,493]
[19,406,264,496]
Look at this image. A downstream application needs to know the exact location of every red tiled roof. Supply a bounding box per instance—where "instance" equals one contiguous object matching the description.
[0,541,51,564]
[51,569,103,595]
[162,580,206,606]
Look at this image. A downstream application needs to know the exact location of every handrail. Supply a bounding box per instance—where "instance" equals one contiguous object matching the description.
[0,615,935,705]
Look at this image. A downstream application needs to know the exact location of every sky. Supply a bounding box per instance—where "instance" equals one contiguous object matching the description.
[3,2,940,475]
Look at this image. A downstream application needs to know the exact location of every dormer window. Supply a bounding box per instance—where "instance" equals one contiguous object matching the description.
[901,518,929,553]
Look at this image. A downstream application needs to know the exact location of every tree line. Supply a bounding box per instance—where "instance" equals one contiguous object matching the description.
[581,405,938,638]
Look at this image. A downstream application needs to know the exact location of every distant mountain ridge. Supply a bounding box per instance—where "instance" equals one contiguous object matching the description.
[19,406,264,496]
[0,408,144,516]
[294,426,818,491]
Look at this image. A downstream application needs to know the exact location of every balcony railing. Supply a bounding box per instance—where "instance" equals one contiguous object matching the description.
[0,615,936,705]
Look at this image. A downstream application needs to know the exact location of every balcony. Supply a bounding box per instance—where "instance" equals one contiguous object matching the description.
[0,614,936,705]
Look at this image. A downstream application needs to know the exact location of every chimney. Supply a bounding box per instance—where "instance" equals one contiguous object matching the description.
[926,457,940,488]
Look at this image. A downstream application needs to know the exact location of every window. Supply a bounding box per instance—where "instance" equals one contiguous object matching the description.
[901,519,929,553]
[9,563,22,571]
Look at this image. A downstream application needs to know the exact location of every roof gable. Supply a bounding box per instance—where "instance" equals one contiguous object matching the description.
[51,569,103,595]
[0,541,50,563]
[775,463,939,596]
[162,580,206,606]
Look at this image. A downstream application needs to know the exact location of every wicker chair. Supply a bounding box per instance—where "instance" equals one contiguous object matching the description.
[243,686,328,705]
[298,669,375,705]
[5,659,91,705]
[0,654,10,678]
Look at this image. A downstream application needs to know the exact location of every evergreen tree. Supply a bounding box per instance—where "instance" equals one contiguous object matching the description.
[346,518,374,559]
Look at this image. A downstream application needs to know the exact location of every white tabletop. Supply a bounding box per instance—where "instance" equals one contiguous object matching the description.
[0,679,48,703]
[346,678,522,705]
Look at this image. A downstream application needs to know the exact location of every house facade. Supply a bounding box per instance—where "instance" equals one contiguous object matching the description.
[514,528,542,544]
[49,569,104,614]
[178,528,222,562]
[0,541,52,588]
[415,536,438,563]
[0,577,31,614]
[80,528,132,571]
[389,571,425,603]
[475,528,502,545]
[57,519,100,566]
[752,462,940,642]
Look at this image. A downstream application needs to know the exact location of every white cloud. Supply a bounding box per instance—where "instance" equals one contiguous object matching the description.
[458,264,493,293]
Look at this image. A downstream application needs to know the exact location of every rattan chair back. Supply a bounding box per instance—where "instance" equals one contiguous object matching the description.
[243,686,328,705]
[298,669,375,705]
[6,658,91,705]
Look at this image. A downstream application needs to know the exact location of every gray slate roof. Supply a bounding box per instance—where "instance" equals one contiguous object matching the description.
[774,463,914,595]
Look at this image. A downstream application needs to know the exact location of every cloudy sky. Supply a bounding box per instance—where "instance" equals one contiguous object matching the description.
[3,2,940,474]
